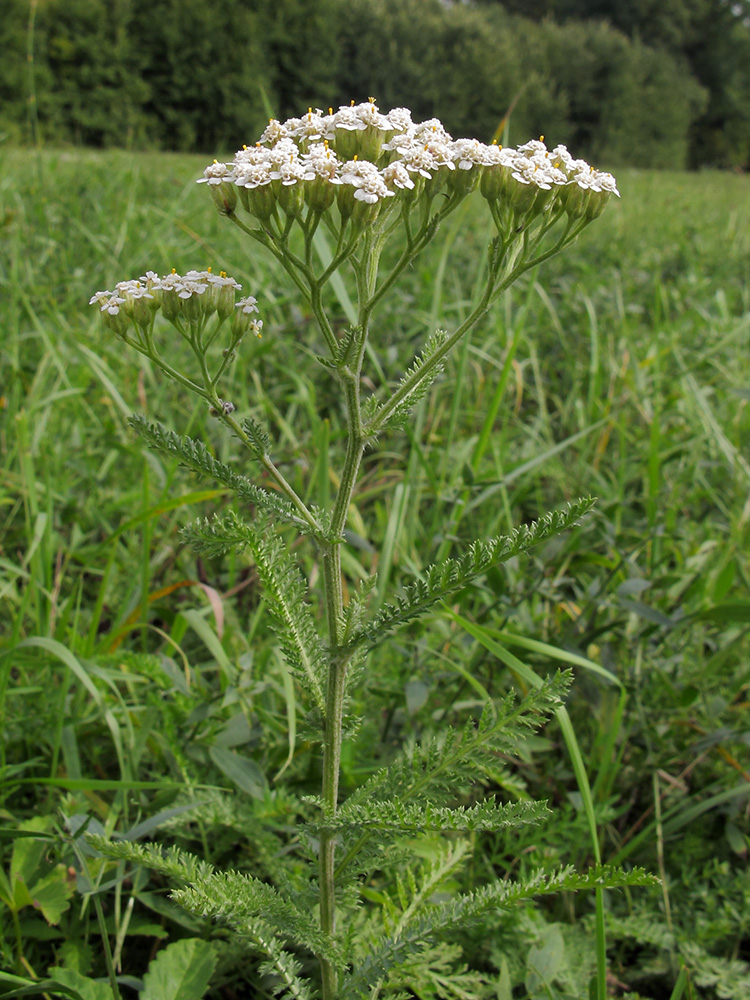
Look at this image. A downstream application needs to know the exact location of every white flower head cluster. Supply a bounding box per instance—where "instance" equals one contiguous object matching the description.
[199,100,619,229]
[89,268,262,339]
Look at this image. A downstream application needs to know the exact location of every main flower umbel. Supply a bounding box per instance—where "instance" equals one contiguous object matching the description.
[199,98,619,233]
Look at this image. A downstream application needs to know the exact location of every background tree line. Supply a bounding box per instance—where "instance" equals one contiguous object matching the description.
[1,0,748,168]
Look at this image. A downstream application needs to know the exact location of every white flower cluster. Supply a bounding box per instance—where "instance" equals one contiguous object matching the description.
[89,268,262,338]
[199,99,619,225]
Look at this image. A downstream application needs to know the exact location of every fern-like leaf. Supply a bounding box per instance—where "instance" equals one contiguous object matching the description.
[340,575,378,645]
[129,415,313,533]
[343,864,658,998]
[363,329,449,438]
[330,797,549,834]
[172,871,341,968]
[251,928,319,1000]
[344,673,571,815]
[183,510,327,716]
[241,415,273,458]
[348,497,596,651]
[87,837,215,883]
[89,839,319,997]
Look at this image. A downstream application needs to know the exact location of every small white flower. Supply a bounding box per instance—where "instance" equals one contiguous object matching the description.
[259,119,290,145]
[270,155,309,187]
[333,105,368,133]
[338,159,377,185]
[205,271,241,290]
[302,143,341,182]
[234,143,274,168]
[233,297,263,338]
[338,159,392,204]
[176,280,208,300]
[198,160,233,186]
[350,99,393,132]
[411,119,453,144]
[235,162,274,189]
[381,161,415,191]
[395,143,440,180]
[284,108,329,144]
[385,107,414,133]
[451,138,487,171]
[592,170,620,196]
[103,295,125,315]
[236,295,259,314]
[516,138,548,157]
[476,142,514,168]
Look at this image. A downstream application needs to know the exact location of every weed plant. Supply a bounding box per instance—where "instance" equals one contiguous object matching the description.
[0,109,749,1000]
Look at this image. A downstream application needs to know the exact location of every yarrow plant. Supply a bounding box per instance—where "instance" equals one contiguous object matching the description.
[88,100,651,999]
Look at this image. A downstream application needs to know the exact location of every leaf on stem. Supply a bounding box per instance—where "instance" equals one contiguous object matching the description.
[327,797,549,834]
[363,329,449,439]
[181,510,327,717]
[343,864,658,998]
[333,674,572,883]
[241,415,273,459]
[86,837,215,884]
[348,497,596,651]
[129,415,309,532]
[173,870,341,968]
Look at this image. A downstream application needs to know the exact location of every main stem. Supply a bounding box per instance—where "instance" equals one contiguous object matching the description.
[318,369,366,1000]
[317,231,383,999]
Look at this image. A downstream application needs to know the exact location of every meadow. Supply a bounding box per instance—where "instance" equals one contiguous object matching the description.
[1,144,750,998]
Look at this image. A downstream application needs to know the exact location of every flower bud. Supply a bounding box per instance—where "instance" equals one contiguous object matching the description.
[198,160,238,215]
[277,180,306,219]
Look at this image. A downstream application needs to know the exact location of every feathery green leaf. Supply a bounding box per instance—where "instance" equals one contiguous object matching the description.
[183,510,327,716]
[345,673,571,812]
[331,797,549,834]
[86,837,215,884]
[348,498,596,651]
[241,415,273,458]
[172,870,341,967]
[344,864,658,998]
[252,928,319,1000]
[363,329,449,438]
[129,415,312,532]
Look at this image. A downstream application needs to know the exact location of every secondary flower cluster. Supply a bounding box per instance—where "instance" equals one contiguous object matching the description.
[199,99,619,227]
[89,269,262,340]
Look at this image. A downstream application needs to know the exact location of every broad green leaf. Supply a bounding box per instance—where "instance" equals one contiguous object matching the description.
[0,973,87,999]
[208,746,267,799]
[47,968,115,1000]
[11,817,52,890]
[697,600,750,624]
[28,865,74,924]
[141,939,216,1000]
[525,925,565,995]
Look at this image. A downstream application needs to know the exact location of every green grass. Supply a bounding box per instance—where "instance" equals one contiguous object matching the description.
[1,145,750,997]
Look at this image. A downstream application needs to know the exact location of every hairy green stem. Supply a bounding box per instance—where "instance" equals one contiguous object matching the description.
[316,224,382,993]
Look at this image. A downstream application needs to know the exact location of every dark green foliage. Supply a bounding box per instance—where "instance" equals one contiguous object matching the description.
[1,0,746,165]
[126,0,271,152]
